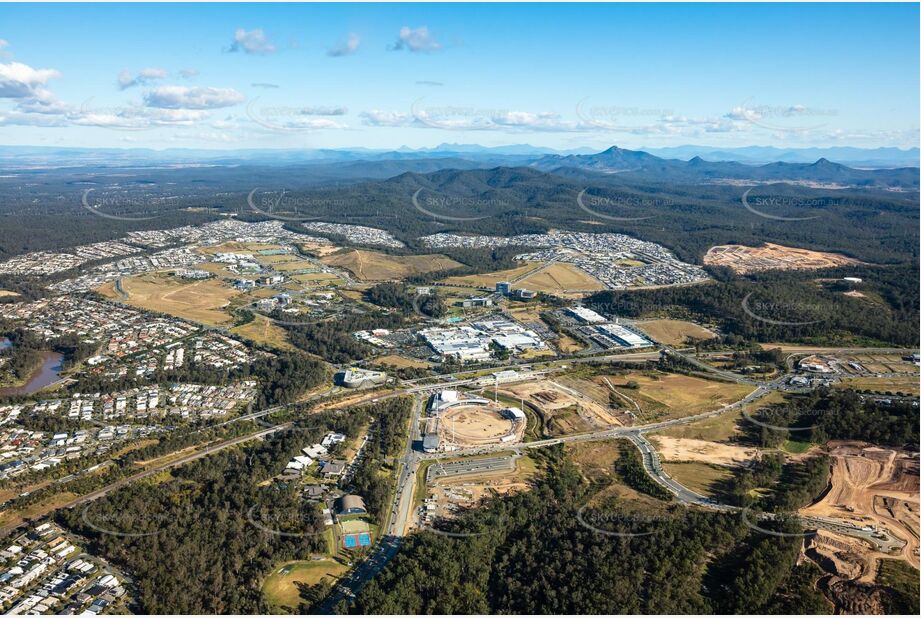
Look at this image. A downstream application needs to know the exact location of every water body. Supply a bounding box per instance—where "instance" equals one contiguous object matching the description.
[0,337,10,350]
[0,349,64,397]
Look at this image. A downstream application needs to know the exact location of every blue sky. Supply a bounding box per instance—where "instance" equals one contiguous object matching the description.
[1,2,918,150]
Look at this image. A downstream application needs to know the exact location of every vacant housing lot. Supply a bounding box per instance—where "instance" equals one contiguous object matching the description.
[704,242,861,273]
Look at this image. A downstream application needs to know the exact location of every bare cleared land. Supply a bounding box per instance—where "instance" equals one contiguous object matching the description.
[598,371,755,422]
[98,273,239,326]
[704,242,861,274]
[438,404,522,447]
[373,354,432,369]
[423,455,537,525]
[442,262,543,288]
[636,319,717,345]
[231,314,292,350]
[651,435,759,466]
[502,378,627,435]
[662,462,734,498]
[322,249,462,281]
[800,442,920,569]
[516,263,606,296]
[834,376,920,396]
[197,242,286,255]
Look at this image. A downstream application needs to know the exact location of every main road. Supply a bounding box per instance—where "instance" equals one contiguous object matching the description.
[316,395,423,613]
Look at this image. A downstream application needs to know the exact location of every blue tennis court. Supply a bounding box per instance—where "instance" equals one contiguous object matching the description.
[343,534,358,548]
[358,533,371,546]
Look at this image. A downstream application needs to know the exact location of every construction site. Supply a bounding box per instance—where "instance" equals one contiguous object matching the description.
[703,242,862,274]
[799,441,920,572]
[499,378,630,436]
[432,403,526,450]
[418,454,537,529]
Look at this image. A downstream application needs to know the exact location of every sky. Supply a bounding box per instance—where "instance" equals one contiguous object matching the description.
[0,2,918,151]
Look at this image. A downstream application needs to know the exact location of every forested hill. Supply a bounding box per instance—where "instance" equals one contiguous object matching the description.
[1,156,917,267]
[349,452,836,615]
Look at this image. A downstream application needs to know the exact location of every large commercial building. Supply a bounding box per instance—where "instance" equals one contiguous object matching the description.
[596,323,653,348]
[420,319,546,362]
[420,326,493,362]
[428,390,491,417]
[566,306,607,324]
[336,494,367,515]
[422,432,441,453]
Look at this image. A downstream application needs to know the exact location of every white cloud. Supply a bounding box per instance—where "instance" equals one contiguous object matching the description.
[251,82,280,89]
[0,109,70,127]
[300,106,347,116]
[391,26,441,53]
[0,61,61,99]
[492,111,579,131]
[228,28,276,55]
[72,107,210,129]
[0,40,9,50]
[179,68,199,79]
[360,110,414,127]
[144,85,244,110]
[117,67,168,90]
[328,33,361,57]
[15,96,71,115]
[261,117,348,130]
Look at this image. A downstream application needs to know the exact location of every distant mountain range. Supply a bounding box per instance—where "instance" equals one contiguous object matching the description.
[531,146,919,190]
[641,145,920,168]
[0,143,916,190]
[0,143,916,168]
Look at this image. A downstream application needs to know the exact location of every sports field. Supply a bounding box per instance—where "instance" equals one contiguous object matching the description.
[98,273,239,326]
[322,249,462,281]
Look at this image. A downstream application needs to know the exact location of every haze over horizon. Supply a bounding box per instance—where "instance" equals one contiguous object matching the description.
[1,2,918,152]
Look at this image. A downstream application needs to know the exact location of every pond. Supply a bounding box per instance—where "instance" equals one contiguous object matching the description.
[0,345,64,397]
